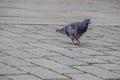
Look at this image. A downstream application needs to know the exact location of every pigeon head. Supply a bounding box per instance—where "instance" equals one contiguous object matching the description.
[84,19,91,24]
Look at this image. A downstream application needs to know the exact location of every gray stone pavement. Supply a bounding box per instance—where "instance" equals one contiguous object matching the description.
[0,0,120,80]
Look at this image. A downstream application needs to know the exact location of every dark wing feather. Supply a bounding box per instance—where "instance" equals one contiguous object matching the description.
[65,23,78,40]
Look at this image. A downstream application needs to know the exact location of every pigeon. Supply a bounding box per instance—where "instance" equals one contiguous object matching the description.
[56,19,91,45]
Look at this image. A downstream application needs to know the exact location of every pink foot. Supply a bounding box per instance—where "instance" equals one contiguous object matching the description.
[77,40,80,45]
[73,40,80,45]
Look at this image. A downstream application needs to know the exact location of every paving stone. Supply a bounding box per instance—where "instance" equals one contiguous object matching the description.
[2,49,39,58]
[0,37,17,43]
[67,74,103,80]
[23,34,50,40]
[100,51,120,57]
[24,58,67,68]
[98,37,120,43]
[109,46,120,51]
[41,39,76,48]
[52,67,83,74]
[75,57,107,64]
[109,60,120,65]
[0,44,14,49]
[0,63,25,75]
[11,37,39,43]
[53,36,72,43]
[23,48,60,57]
[91,40,116,47]
[29,43,65,51]
[55,49,89,58]
[0,51,9,56]
[0,0,120,80]
[47,56,86,66]
[83,42,113,51]
[0,56,34,67]
[95,64,120,71]
[4,43,34,49]
[70,48,107,56]
[105,26,120,31]
[0,76,10,80]
[6,75,42,80]
[96,56,120,61]
[2,26,26,34]
[18,66,69,80]
[35,30,60,36]
[0,30,22,37]
[113,71,120,74]
[74,66,120,79]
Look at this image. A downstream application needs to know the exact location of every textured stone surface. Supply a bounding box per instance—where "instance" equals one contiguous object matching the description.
[46,56,86,66]
[52,67,83,74]
[0,0,120,80]
[95,64,120,71]
[0,56,34,67]
[67,74,103,80]
[6,75,42,80]
[18,66,69,80]
[74,66,120,79]
[0,63,25,75]
[0,76,10,80]
[24,58,67,68]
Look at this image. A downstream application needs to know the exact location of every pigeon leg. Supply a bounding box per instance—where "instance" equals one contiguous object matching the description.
[77,40,80,44]
[76,40,80,45]
[72,39,79,45]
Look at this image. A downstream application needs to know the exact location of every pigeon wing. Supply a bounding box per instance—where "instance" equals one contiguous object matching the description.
[65,24,77,40]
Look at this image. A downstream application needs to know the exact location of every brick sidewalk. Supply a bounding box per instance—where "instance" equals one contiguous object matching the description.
[0,0,120,80]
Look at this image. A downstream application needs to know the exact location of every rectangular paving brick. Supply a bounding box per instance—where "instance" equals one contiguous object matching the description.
[0,51,9,56]
[74,66,120,79]
[111,60,120,65]
[6,75,42,80]
[0,63,25,75]
[95,64,120,71]
[24,58,67,68]
[0,76,10,80]
[47,56,86,66]
[75,57,107,64]
[52,67,83,74]
[67,74,103,80]
[0,30,22,37]
[100,51,120,57]
[4,43,34,49]
[2,50,39,58]
[11,37,39,43]
[29,43,65,51]
[0,56,34,67]
[23,48,60,57]
[91,40,116,47]
[96,56,120,61]
[83,42,113,51]
[23,34,50,40]
[70,47,108,56]
[0,44,14,49]
[109,46,120,51]
[35,30,60,36]
[113,71,120,74]
[56,49,89,58]
[18,66,69,80]
[0,37,17,43]
[41,39,75,48]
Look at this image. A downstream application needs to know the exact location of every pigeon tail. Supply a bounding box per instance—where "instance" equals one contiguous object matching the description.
[56,28,65,34]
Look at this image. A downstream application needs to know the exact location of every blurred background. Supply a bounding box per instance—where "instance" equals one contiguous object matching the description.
[0,0,120,25]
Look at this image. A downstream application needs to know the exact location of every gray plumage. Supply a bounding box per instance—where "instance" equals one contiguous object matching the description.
[56,19,91,44]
